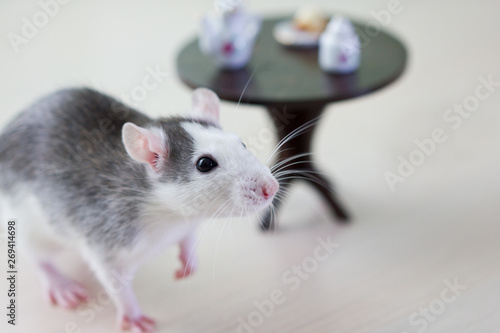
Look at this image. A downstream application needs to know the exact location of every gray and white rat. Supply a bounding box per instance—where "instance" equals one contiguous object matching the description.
[0,87,278,332]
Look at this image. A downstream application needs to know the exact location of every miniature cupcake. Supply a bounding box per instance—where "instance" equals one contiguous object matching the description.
[293,5,328,33]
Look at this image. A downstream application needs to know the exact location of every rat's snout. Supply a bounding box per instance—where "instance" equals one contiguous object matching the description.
[261,178,279,201]
[239,175,279,209]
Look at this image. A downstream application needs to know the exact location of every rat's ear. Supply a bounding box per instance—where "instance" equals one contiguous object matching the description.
[122,123,168,173]
[191,88,220,126]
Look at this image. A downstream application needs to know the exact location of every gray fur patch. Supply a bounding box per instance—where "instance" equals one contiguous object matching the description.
[155,117,217,184]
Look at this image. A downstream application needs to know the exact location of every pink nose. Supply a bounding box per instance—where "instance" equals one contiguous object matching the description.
[261,180,279,200]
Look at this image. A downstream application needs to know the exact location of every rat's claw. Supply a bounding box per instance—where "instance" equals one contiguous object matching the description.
[174,266,196,280]
[45,278,88,309]
[175,252,197,280]
[40,261,88,310]
[121,315,156,332]
[174,257,197,279]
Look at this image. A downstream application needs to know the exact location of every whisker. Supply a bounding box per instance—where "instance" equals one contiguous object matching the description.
[179,198,232,297]
[274,174,330,192]
[265,116,322,164]
[274,168,330,178]
[271,159,316,175]
[270,119,317,157]
[236,66,258,110]
[212,202,238,295]
[270,152,315,172]
[265,147,295,167]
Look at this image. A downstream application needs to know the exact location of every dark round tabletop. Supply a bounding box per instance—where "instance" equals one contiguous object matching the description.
[176,16,407,106]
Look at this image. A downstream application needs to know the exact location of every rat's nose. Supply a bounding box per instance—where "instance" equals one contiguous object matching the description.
[261,179,279,200]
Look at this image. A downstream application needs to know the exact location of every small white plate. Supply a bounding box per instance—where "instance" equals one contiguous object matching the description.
[273,20,323,48]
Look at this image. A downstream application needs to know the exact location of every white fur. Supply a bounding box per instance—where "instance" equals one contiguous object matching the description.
[0,187,82,263]
[180,121,278,216]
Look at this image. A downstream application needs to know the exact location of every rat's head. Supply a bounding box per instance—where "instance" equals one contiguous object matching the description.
[122,88,279,219]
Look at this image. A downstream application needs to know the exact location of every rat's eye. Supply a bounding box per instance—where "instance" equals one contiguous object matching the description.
[196,157,218,173]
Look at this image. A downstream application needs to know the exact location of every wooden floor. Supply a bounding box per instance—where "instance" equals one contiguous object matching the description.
[1,1,500,332]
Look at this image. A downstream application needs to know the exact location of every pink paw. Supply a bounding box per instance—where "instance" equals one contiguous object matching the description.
[46,280,88,310]
[174,265,196,280]
[121,315,156,332]
[174,254,197,280]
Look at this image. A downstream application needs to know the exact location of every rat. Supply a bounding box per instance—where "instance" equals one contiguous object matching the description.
[0,87,279,332]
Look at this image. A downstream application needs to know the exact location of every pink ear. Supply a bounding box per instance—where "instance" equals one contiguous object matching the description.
[122,123,167,172]
[191,88,220,126]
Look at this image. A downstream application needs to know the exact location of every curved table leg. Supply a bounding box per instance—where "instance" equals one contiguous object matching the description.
[261,104,350,230]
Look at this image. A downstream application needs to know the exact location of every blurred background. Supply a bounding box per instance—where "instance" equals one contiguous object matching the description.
[1,1,499,332]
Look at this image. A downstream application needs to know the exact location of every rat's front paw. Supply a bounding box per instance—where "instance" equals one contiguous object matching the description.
[121,315,156,332]
[174,255,197,280]
[174,265,197,279]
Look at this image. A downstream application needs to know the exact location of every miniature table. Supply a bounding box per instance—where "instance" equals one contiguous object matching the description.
[176,17,407,230]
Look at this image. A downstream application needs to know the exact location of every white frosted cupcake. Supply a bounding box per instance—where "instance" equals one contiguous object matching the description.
[293,5,328,32]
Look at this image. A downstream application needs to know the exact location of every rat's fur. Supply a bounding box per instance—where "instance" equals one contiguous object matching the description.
[0,88,278,331]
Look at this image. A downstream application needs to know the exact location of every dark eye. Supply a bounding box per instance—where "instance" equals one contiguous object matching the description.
[196,157,218,173]
[242,142,246,148]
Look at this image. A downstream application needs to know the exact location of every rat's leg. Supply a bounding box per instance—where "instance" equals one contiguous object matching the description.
[175,231,198,280]
[28,235,89,309]
[28,229,89,309]
[38,260,89,309]
[82,251,156,333]
[0,195,89,309]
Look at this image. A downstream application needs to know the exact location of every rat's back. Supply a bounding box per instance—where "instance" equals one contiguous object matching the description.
[0,88,150,184]
[0,88,153,248]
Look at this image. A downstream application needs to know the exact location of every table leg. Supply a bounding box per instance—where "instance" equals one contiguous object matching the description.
[261,104,350,230]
